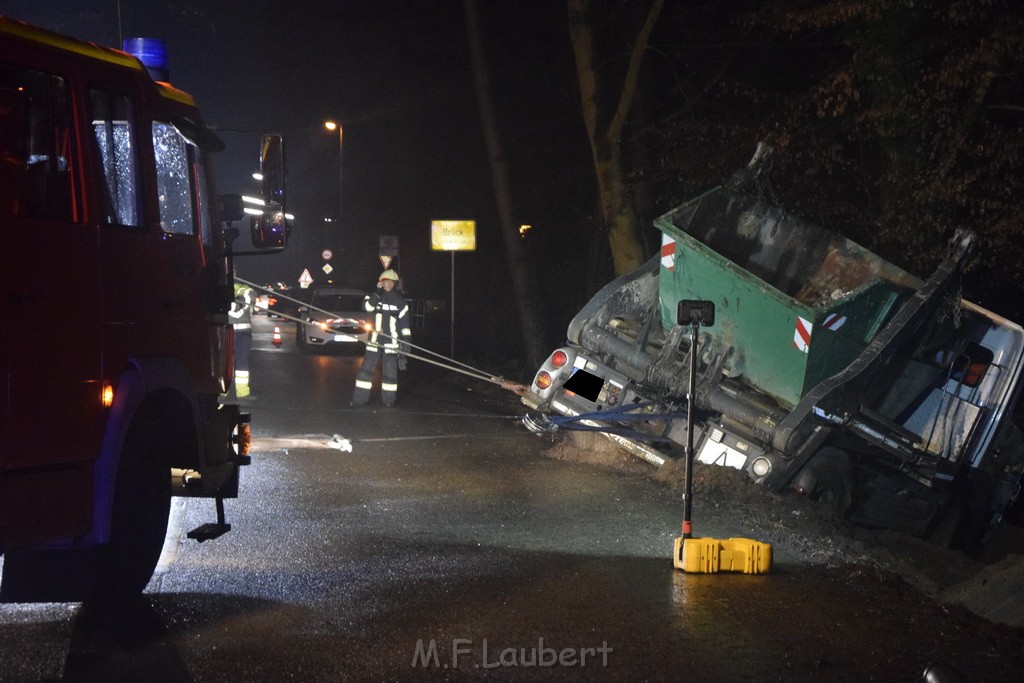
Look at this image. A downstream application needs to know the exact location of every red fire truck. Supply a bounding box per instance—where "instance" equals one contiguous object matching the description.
[0,16,286,601]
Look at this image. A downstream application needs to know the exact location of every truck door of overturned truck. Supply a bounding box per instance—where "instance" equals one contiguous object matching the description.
[523,156,1024,551]
[0,16,288,601]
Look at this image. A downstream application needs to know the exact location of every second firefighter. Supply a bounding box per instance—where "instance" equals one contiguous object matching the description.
[351,269,411,407]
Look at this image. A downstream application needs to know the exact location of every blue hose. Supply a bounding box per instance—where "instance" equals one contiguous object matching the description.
[545,402,685,443]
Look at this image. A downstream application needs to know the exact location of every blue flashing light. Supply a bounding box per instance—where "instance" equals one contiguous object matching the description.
[123,37,170,82]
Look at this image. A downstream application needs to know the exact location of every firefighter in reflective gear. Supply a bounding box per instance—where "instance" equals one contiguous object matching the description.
[228,283,254,398]
[351,269,411,407]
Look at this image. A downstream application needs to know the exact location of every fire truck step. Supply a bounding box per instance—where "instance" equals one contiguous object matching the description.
[185,496,231,542]
[186,522,232,542]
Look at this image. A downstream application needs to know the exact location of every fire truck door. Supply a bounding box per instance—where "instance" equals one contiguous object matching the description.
[150,120,218,387]
[1,60,105,473]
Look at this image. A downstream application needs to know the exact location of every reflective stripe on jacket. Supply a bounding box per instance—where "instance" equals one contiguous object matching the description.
[364,289,411,352]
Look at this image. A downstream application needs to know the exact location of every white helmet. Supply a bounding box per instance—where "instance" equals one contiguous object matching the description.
[379,269,399,282]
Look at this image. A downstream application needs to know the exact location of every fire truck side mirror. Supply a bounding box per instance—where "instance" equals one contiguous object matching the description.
[260,134,284,211]
[252,134,286,250]
[251,211,286,250]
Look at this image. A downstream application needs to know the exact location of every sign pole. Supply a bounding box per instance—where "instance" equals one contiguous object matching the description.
[430,219,476,362]
[454,250,458,358]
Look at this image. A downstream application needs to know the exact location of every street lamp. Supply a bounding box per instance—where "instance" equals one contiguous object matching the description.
[323,119,343,250]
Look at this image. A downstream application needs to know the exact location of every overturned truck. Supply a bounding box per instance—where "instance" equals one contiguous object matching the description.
[523,155,1024,549]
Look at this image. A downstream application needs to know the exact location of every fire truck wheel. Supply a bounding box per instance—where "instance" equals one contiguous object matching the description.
[93,404,172,600]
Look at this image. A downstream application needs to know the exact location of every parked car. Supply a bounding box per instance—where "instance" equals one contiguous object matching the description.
[265,282,306,320]
[296,286,369,353]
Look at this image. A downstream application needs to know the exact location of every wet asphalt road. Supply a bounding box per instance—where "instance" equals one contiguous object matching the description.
[2,316,1023,681]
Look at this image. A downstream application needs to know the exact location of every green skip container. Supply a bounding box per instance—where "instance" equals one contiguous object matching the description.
[655,188,922,408]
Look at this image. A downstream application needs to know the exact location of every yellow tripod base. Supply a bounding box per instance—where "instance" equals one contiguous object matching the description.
[674,536,773,574]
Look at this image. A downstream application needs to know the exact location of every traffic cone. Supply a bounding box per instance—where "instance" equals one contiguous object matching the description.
[273,325,282,346]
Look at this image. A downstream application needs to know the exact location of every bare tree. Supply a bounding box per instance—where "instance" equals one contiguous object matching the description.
[463,0,545,368]
[568,0,664,276]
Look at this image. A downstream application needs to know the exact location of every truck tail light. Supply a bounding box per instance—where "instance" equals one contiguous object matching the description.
[551,350,568,368]
[535,371,553,390]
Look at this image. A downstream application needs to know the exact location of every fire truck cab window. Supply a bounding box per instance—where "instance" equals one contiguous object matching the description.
[153,121,197,236]
[0,64,74,220]
[90,89,140,226]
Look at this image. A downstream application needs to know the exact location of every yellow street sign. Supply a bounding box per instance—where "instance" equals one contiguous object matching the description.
[431,220,476,251]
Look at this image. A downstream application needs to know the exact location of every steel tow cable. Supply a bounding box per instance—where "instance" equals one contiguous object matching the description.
[234,280,671,436]
[235,278,529,395]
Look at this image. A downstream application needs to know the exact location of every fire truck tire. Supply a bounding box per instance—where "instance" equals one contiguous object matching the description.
[93,404,172,600]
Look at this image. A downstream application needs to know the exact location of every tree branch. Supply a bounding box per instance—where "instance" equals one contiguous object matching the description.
[609,0,665,144]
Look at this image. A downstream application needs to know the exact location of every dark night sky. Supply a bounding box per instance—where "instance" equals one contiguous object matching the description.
[0,1,591,319]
